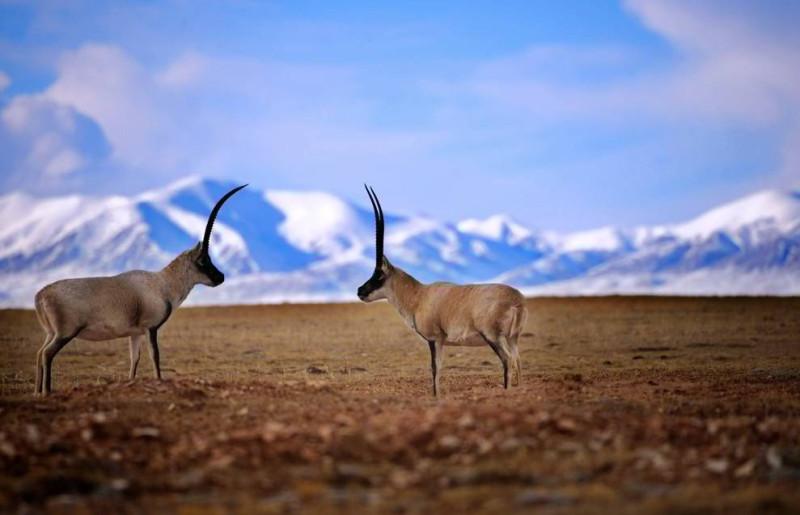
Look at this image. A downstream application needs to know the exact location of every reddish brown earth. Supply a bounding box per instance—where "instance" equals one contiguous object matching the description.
[1,297,799,513]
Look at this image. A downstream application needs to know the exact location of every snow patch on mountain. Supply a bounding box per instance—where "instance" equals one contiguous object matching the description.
[523,267,800,296]
[265,190,369,261]
[457,215,532,245]
[673,190,800,240]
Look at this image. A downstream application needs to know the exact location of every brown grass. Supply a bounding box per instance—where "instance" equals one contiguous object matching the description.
[1,297,799,513]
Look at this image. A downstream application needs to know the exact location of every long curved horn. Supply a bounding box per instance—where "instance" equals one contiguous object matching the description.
[202,184,248,255]
[364,184,384,271]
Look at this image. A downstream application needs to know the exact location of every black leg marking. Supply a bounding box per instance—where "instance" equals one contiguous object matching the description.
[482,334,509,389]
[35,334,53,394]
[146,301,171,381]
[154,301,173,331]
[130,355,140,379]
[428,340,438,397]
[129,335,142,380]
[42,327,83,394]
[148,328,161,380]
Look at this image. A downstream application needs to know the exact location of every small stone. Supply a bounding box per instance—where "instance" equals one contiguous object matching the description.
[555,418,577,434]
[175,469,205,489]
[516,490,576,506]
[25,425,40,443]
[757,417,779,436]
[207,454,234,470]
[0,441,15,457]
[457,414,475,429]
[132,426,160,438]
[766,447,782,470]
[439,435,461,450]
[734,460,756,478]
[109,478,129,491]
[705,459,729,474]
[636,448,669,471]
[476,438,493,455]
[335,463,371,484]
[389,469,415,489]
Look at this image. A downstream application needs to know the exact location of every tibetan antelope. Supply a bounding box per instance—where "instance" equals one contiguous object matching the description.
[357,186,528,396]
[33,185,247,395]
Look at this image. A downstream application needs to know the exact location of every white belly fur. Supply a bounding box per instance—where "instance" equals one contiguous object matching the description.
[78,325,146,341]
[444,334,486,347]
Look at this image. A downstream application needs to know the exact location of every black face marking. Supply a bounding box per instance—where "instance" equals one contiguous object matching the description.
[357,269,386,300]
[195,254,225,286]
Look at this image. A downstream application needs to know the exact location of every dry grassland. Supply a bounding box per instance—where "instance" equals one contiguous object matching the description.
[1,297,799,513]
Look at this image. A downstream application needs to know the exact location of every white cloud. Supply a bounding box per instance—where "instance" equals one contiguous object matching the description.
[36,141,85,177]
[0,70,10,91]
[0,95,91,183]
[463,40,794,126]
[628,0,800,117]
[624,0,800,184]
[2,95,75,133]
[156,51,207,88]
[45,44,166,168]
[1,42,442,195]
[428,1,800,187]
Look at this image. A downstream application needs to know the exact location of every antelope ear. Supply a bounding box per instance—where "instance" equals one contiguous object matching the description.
[381,255,394,273]
[192,242,202,255]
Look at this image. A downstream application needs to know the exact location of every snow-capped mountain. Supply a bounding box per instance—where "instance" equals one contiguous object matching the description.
[501,190,800,294]
[0,178,798,307]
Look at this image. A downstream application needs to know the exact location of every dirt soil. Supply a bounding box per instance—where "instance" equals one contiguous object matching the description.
[1,296,799,514]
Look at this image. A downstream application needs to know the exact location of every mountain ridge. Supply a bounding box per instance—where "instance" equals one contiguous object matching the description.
[0,177,798,307]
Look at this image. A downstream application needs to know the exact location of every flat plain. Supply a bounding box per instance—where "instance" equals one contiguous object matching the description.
[1,297,799,513]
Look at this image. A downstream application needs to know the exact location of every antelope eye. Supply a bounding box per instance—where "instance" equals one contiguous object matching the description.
[197,257,206,267]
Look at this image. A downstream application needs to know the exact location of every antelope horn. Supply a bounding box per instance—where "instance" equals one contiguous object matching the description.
[364,184,384,271]
[202,184,248,255]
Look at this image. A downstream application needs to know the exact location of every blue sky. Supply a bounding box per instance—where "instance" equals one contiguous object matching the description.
[0,0,798,231]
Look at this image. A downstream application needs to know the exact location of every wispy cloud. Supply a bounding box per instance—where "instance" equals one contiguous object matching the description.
[626,0,800,187]
[1,43,444,195]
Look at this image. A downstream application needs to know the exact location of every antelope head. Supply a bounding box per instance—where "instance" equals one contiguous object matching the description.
[191,184,247,287]
[358,185,396,302]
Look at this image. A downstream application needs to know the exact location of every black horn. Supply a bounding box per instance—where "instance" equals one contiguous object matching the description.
[202,184,248,255]
[365,184,384,271]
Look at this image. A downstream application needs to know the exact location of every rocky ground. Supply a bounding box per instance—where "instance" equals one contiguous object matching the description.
[1,297,798,513]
